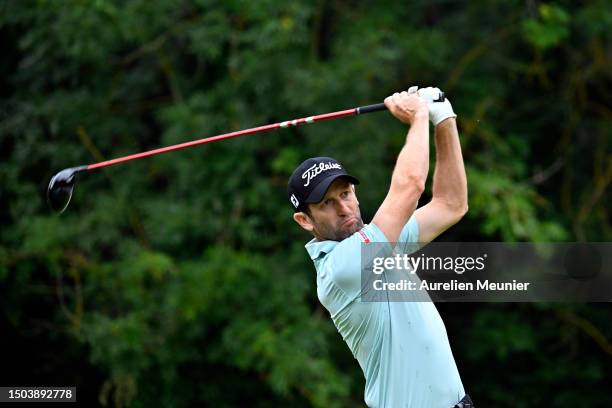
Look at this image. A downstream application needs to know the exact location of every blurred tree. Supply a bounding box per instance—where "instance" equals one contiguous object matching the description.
[1,0,610,407]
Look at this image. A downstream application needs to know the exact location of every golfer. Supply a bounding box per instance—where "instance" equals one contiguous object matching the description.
[287,87,472,407]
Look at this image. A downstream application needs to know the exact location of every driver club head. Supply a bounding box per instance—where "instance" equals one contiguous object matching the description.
[47,166,86,214]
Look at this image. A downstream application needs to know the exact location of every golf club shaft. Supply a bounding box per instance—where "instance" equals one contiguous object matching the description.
[86,95,443,171]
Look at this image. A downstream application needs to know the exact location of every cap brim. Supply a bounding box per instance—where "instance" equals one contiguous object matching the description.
[304,174,360,205]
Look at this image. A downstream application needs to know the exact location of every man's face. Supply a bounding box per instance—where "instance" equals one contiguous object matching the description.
[294,178,365,241]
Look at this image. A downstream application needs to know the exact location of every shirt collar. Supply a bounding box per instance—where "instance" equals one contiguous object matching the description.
[305,238,339,260]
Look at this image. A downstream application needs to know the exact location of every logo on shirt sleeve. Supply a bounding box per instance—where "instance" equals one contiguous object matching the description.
[357,230,370,244]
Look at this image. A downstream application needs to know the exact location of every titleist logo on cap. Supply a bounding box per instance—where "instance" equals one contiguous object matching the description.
[302,162,342,187]
[290,194,299,208]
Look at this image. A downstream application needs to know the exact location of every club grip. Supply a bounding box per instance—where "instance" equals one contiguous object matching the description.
[356,103,387,115]
[356,92,445,115]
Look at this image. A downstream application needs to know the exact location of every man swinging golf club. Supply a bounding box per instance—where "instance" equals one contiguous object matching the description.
[288,87,472,408]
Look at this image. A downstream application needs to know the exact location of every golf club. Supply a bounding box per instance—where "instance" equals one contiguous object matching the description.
[47,92,445,213]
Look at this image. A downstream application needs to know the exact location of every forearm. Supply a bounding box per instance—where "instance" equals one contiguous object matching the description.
[373,92,430,242]
[431,118,467,211]
[391,112,430,189]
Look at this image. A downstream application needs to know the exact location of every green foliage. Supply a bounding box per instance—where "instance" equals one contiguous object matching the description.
[1,0,610,407]
[522,4,570,50]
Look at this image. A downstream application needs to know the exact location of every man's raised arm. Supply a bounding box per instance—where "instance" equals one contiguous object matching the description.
[371,91,430,243]
[415,90,468,243]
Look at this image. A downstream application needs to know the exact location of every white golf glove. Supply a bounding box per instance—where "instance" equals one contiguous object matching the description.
[409,86,456,126]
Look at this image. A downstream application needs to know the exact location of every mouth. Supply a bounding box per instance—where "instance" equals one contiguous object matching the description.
[341,217,357,227]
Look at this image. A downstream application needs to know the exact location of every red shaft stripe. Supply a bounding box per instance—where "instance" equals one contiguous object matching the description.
[309,109,356,122]
[87,108,357,170]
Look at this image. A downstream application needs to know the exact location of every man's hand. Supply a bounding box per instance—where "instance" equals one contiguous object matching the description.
[417,87,457,126]
[384,90,429,125]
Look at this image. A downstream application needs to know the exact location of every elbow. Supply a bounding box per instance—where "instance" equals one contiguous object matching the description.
[444,204,468,228]
[459,203,469,218]
[433,198,468,221]
[452,202,469,221]
[456,200,469,217]
[392,174,426,197]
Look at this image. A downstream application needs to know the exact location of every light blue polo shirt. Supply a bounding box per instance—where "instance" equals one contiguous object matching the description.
[305,218,465,408]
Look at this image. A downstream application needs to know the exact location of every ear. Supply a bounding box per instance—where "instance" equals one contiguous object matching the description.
[293,211,314,232]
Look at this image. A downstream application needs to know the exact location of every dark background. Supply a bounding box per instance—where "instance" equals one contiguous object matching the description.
[1,0,610,406]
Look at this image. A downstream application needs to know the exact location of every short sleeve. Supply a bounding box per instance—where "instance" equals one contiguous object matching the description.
[322,224,392,300]
[396,215,420,254]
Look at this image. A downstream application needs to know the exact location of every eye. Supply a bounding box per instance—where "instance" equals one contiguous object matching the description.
[340,191,349,198]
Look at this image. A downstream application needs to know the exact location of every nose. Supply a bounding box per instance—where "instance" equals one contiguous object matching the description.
[336,200,351,217]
